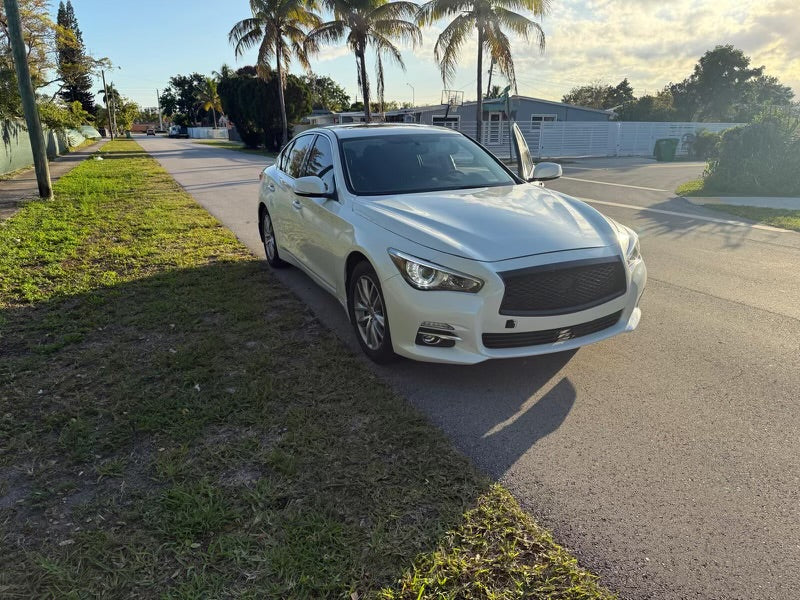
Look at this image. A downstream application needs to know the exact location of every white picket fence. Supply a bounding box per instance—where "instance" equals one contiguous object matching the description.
[449,121,741,159]
[187,127,229,139]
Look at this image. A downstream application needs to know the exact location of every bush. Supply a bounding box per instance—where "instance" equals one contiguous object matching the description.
[691,130,721,160]
[704,122,800,196]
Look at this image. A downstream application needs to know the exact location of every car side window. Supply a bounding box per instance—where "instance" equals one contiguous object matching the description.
[305,136,334,178]
[286,135,315,178]
[278,141,295,172]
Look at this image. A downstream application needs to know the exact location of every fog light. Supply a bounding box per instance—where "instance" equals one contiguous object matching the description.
[421,335,439,345]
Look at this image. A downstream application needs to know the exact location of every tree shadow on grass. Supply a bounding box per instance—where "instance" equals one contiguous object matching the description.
[0,260,584,598]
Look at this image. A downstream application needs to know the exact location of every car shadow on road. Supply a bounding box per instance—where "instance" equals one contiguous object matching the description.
[383,352,578,478]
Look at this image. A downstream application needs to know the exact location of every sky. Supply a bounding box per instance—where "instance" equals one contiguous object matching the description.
[63,0,800,110]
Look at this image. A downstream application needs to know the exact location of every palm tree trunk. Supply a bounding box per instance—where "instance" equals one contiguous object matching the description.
[476,26,484,143]
[358,43,371,123]
[276,40,289,147]
[212,107,217,129]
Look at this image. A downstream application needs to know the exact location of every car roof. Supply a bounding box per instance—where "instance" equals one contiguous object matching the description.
[315,123,462,139]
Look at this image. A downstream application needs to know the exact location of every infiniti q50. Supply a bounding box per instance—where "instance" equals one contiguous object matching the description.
[257,123,646,364]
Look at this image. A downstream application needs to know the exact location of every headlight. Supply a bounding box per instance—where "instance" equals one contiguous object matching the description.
[388,249,483,293]
[625,235,642,267]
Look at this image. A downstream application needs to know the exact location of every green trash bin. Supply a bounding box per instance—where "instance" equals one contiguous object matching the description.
[654,138,679,161]
[125,131,132,139]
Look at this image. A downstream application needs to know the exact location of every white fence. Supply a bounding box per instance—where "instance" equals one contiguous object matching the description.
[187,127,229,139]
[450,121,741,159]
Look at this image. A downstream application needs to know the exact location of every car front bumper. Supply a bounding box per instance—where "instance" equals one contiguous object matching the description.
[381,252,647,365]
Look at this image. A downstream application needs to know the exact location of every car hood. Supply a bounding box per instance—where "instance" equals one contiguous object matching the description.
[352,184,618,262]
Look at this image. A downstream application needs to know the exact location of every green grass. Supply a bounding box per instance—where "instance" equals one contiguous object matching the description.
[0,140,615,599]
[677,177,800,199]
[675,178,708,197]
[68,138,99,152]
[194,139,277,158]
[704,204,800,232]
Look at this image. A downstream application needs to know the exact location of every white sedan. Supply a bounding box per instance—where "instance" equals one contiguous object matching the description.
[257,124,646,364]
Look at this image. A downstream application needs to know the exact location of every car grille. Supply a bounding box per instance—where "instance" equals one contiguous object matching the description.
[482,310,623,349]
[498,257,627,316]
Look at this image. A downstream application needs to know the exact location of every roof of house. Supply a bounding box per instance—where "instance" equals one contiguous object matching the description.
[386,96,612,116]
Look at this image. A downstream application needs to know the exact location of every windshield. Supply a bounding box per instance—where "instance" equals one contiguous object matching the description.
[340,133,517,195]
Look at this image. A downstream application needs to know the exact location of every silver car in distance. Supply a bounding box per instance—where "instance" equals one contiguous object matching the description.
[257,124,646,364]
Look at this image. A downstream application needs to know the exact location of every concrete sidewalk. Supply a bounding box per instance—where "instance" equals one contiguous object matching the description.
[686,195,800,210]
[0,139,108,220]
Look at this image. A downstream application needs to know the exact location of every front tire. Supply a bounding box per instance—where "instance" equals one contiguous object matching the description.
[260,208,287,268]
[348,261,396,364]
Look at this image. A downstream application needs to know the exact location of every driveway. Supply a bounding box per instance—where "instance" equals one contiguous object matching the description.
[138,135,800,600]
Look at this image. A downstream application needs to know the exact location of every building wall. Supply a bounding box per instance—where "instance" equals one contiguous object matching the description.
[1,121,89,176]
[413,99,610,125]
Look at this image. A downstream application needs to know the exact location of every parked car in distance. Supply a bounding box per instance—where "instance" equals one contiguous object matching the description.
[168,125,189,138]
[256,124,646,364]
[146,127,156,136]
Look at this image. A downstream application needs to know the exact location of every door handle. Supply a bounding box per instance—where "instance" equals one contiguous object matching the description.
[291,200,302,210]
[267,183,275,192]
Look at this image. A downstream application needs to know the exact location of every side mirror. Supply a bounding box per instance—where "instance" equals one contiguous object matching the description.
[293,175,335,198]
[531,162,562,182]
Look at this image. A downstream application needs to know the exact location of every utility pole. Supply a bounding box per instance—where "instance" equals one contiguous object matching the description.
[4,0,52,199]
[156,88,163,131]
[407,83,415,106]
[101,69,114,140]
[486,59,495,98]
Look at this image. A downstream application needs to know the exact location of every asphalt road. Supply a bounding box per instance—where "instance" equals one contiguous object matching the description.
[138,135,800,600]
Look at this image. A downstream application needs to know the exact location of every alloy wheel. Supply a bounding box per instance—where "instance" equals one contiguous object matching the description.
[353,275,385,350]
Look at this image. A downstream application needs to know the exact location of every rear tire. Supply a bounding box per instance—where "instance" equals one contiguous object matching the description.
[260,208,287,268]
[348,261,396,364]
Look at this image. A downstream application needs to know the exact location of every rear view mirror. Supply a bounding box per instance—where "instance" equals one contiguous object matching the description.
[532,162,562,182]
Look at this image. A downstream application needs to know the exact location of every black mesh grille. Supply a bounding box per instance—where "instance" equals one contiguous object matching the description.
[499,257,626,316]
[482,311,623,349]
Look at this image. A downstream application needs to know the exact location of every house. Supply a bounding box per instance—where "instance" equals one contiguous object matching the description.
[383,95,612,145]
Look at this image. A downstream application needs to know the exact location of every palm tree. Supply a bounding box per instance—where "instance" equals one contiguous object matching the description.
[229,0,321,146]
[418,0,548,141]
[197,77,223,128]
[97,82,120,106]
[305,0,421,123]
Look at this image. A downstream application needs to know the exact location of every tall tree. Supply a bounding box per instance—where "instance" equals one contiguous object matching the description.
[158,73,208,123]
[217,65,311,149]
[229,0,321,146]
[56,0,94,113]
[197,76,222,128]
[301,73,350,111]
[418,0,548,141]
[305,0,421,123]
[562,78,634,110]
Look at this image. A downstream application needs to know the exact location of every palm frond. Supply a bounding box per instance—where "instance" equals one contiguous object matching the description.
[372,19,422,47]
[492,0,550,17]
[433,13,473,84]
[370,31,405,68]
[492,6,544,49]
[305,20,348,53]
[370,1,419,21]
[484,20,516,89]
[228,17,264,55]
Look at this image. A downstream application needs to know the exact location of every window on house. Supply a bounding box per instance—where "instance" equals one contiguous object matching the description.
[432,115,460,129]
[531,114,557,128]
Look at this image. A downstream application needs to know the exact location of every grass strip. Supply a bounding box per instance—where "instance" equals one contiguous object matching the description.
[193,139,277,157]
[0,139,614,599]
[704,204,800,232]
